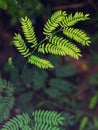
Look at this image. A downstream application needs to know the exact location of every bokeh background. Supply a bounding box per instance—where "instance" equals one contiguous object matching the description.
[0,0,98,130]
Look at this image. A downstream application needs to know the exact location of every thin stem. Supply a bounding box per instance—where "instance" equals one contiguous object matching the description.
[38,37,48,45]
[20,61,28,78]
[20,46,37,78]
[20,27,63,77]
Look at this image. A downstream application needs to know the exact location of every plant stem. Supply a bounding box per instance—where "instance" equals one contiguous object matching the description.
[20,27,63,77]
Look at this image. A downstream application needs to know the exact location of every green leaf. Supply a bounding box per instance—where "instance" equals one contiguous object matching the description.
[79,116,89,130]
[32,110,65,128]
[32,69,48,90]
[6,0,18,6]
[46,88,63,99]
[93,116,98,128]
[48,55,61,67]
[0,0,7,10]
[46,78,74,99]
[49,78,73,90]
[89,93,98,109]
[88,73,98,85]
[23,68,34,85]
[55,65,76,77]
[18,91,33,113]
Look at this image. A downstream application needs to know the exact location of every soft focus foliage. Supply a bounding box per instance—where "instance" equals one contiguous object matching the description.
[0,0,98,130]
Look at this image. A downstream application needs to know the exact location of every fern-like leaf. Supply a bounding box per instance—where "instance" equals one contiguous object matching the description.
[21,16,37,48]
[43,10,66,35]
[61,12,89,27]
[63,27,91,46]
[13,33,31,57]
[32,110,65,126]
[1,113,30,130]
[48,35,81,59]
[22,125,31,130]
[62,112,75,126]
[28,55,54,69]
[1,110,74,130]
[13,10,91,69]
[0,76,15,123]
[0,96,15,123]
[0,75,13,92]
[34,122,60,130]
[38,43,67,56]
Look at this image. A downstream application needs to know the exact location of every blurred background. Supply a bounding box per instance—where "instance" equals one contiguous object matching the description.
[0,0,98,130]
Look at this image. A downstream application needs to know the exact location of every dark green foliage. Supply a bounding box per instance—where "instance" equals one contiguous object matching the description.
[13,10,91,69]
[0,75,15,123]
[55,65,76,77]
[62,112,75,127]
[79,115,98,130]
[22,67,34,85]
[88,72,98,85]
[0,0,44,24]
[0,75,14,93]
[46,78,74,99]
[32,69,48,90]
[0,96,14,123]
[89,92,98,109]
[0,0,17,10]
[17,91,33,113]
[4,55,77,102]
[2,59,76,130]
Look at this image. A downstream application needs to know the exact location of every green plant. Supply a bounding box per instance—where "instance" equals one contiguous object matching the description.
[0,75,15,123]
[0,10,92,130]
[1,103,74,130]
[89,92,98,110]
[13,10,91,69]
[0,0,44,24]
[0,73,75,129]
[78,79,98,130]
